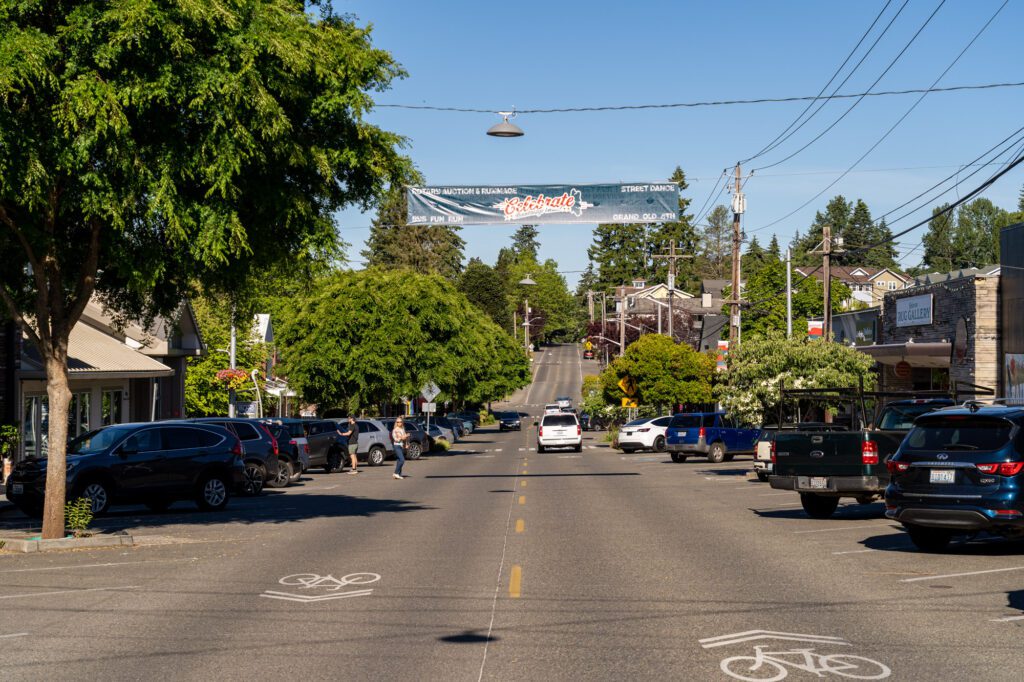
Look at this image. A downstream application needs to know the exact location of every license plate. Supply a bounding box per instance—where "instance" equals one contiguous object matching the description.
[11,483,23,495]
[679,431,686,437]
[930,469,956,484]
[810,477,828,489]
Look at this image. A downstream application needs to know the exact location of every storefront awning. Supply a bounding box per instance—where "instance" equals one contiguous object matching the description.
[21,323,174,380]
[859,342,951,368]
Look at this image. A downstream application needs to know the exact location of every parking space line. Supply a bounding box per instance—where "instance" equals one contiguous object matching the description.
[792,524,890,534]
[0,558,196,574]
[901,566,1024,583]
[991,615,1024,622]
[0,633,28,640]
[0,585,139,600]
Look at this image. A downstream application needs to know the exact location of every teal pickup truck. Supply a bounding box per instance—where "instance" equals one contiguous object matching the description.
[769,396,956,518]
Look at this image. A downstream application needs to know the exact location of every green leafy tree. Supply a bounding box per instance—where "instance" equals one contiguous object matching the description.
[185,297,267,417]
[714,334,876,425]
[600,334,713,409]
[734,260,851,339]
[649,167,701,291]
[0,0,409,537]
[507,258,578,342]
[953,198,1008,268]
[363,184,465,279]
[511,225,540,261]
[458,258,510,331]
[700,204,732,279]
[277,269,529,411]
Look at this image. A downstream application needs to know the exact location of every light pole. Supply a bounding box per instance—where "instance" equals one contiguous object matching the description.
[519,275,536,353]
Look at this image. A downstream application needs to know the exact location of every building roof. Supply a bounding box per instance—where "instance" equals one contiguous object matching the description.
[81,298,205,358]
[21,322,174,380]
[910,264,1001,287]
[793,265,911,285]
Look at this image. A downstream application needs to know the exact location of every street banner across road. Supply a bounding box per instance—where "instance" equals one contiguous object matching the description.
[406,183,679,225]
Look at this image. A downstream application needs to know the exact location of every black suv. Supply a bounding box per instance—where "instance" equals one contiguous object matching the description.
[5,422,245,516]
[301,419,347,472]
[187,418,280,495]
[885,404,1024,551]
[496,412,522,431]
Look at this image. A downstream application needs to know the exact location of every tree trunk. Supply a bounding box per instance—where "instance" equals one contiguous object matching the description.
[41,345,71,539]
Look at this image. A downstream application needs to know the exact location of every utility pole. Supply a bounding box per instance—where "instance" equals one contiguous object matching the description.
[785,247,793,339]
[728,163,746,346]
[617,292,626,357]
[523,297,530,352]
[512,310,517,342]
[587,289,595,322]
[811,224,845,341]
[652,241,694,342]
[228,303,237,418]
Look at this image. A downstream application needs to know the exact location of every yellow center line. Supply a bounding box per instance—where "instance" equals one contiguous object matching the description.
[515,519,525,533]
[521,480,527,487]
[509,565,522,598]
[518,495,525,505]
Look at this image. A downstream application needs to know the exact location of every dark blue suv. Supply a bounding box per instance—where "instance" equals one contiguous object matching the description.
[885,404,1024,551]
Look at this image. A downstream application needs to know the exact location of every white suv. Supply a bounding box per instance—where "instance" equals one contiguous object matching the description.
[537,413,582,453]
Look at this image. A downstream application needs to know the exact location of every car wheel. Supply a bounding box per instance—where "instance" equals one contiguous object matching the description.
[80,480,112,516]
[145,499,172,513]
[621,447,635,454]
[707,442,726,464]
[653,436,666,452]
[288,462,303,484]
[800,493,840,519]
[242,462,265,496]
[367,445,386,466]
[266,458,292,488]
[196,473,230,511]
[756,470,770,482]
[537,444,545,453]
[574,443,582,453]
[907,525,953,552]
[670,453,688,463]
[407,442,422,460]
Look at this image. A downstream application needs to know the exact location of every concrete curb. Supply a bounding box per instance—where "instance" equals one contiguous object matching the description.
[0,534,135,553]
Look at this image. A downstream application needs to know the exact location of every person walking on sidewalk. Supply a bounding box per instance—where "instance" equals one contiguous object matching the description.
[345,416,360,475]
[391,417,408,480]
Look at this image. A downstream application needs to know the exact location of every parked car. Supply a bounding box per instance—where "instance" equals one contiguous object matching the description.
[354,418,395,466]
[6,422,245,516]
[424,423,451,451]
[496,411,522,431]
[771,396,956,518]
[753,423,846,482]
[187,418,280,495]
[448,411,482,427]
[537,412,582,453]
[665,412,761,464]
[885,404,1024,551]
[432,416,463,440]
[579,413,593,431]
[583,349,594,360]
[380,418,427,459]
[414,417,456,444]
[445,415,474,434]
[263,422,308,486]
[556,396,573,410]
[617,416,672,453]
[293,419,347,473]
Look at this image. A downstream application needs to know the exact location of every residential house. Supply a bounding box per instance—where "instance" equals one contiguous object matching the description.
[793,265,912,308]
[610,278,723,350]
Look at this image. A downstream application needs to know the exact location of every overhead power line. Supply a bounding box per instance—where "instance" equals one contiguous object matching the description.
[741,0,902,165]
[752,0,947,172]
[374,81,1024,114]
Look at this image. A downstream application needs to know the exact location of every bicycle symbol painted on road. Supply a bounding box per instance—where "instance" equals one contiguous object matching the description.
[260,572,381,604]
[698,631,891,681]
[720,646,891,681]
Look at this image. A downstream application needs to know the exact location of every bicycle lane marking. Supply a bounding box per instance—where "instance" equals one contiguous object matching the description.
[698,630,891,681]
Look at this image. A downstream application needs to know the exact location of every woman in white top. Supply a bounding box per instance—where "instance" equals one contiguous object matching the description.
[391,417,408,479]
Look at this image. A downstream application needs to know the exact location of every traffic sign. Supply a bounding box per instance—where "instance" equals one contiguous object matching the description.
[420,381,440,402]
[584,340,593,351]
[422,402,437,413]
[621,398,638,408]
[617,376,638,396]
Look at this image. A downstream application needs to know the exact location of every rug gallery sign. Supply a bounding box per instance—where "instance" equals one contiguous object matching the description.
[406,183,679,225]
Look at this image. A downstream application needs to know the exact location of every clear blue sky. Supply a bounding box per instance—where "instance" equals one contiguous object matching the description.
[333,0,1024,288]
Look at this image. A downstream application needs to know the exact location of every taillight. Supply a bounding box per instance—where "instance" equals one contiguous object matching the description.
[698,427,706,440]
[577,425,582,436]
[862,441,879,465]
[303,443,310,455]
[977,462,1024,476]
[637,427,650,432]
[231,438,243,458]
[770,440,776,464]
[886,459,910,474]
[539,427,543,437]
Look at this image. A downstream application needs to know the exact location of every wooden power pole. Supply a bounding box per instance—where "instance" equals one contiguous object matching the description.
[728,163,746,345]
[652,241,693,342]
[811,224,844,341]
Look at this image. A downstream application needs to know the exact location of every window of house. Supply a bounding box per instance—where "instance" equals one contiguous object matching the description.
[876,281,885,287]
[102,390,124,425]
[888,281,897,290]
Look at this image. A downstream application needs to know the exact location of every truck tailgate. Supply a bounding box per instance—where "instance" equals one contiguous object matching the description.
[772,431,872,478]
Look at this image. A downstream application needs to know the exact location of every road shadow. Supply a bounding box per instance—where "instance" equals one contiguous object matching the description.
[425,473,641,479]
[695,468,750,476]
[0,493,434,534]
[860,529,1024,555]
[752,501,888,520]
[439,630,498,644]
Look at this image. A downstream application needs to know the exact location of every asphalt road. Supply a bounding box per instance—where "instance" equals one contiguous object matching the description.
[2,343,1024,680]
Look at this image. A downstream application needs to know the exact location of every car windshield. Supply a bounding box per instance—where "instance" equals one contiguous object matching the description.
[543,415,577,426]
[68,425,136,455]
[903,416,1015,453]
[877,403,946,430]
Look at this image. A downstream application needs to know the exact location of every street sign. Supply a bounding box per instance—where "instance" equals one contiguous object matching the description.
[420,381,440,402]
[422,402,437,413]
[617,376,638,396]
[621,398,638,408]
[584,340,593,351]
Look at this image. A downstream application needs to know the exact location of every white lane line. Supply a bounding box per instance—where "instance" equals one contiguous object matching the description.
[792,524,890,535]
[559,455,582,459]
[0,558,196,574]
[901,566,1024,583]
[0,585,139,600]
[991,615,1024,622]
[0,633,28,640]
[476,455,496,458]
[832,549,876,555]
[758,492,796,497]
[322,485,340,490]
[518,448,526,452]
[495,449,503,452]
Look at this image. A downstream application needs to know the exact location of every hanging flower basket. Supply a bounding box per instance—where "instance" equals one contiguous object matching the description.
[216,368,250,391]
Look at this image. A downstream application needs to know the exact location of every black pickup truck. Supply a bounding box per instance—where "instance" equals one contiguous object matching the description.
[769,391,958,519]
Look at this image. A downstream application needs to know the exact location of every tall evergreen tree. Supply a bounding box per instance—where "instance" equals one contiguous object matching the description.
[701,204,732,279]
[363,185,466,279]
[587,222,650,292]
[742,236,770,280]
[922,204,956,273]
[511,225,540,261]
[648,166,701,291]
[459,258,511,331]
[767,234,782,259]
[795,196,852,265]
[840,199,897,269]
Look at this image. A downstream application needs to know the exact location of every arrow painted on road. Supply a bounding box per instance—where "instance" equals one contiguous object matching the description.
[260,589,374,603]
[698,630,850,649]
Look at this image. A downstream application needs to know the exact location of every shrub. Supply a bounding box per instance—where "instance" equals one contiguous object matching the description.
[64,498,94,537]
